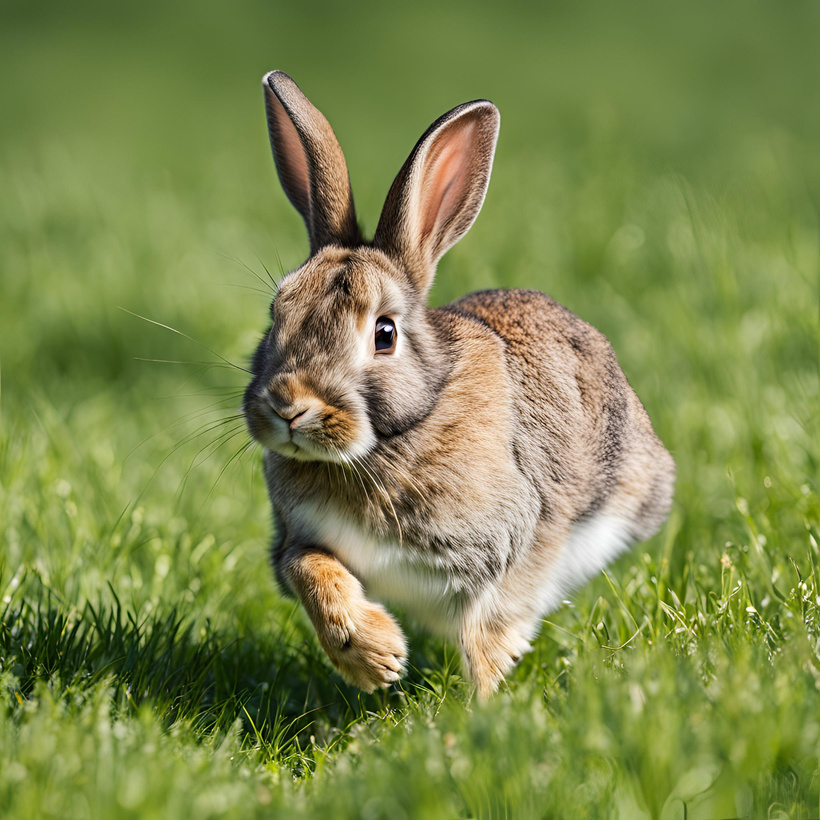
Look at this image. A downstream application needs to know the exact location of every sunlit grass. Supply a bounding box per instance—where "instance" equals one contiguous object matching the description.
[1,1,819,817]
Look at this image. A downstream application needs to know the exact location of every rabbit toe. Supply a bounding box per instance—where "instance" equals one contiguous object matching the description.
[460,622,533,699]
[326,602,408,691]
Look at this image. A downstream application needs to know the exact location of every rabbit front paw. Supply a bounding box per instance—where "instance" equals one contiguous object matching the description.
[320,601,408,692]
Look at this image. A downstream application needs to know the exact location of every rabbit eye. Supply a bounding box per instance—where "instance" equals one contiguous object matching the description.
[374,317,396,354]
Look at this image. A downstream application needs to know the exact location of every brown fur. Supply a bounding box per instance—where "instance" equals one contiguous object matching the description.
[282,547,407,690]
[243,72,675,697]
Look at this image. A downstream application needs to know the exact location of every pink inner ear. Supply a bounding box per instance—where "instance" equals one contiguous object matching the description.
[419,120,477,244]
[267,89,312,215]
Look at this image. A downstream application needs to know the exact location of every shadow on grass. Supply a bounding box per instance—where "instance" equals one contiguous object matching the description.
[0,577,461,770]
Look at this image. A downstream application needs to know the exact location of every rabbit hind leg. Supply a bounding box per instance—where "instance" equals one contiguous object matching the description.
[458,607,539,700]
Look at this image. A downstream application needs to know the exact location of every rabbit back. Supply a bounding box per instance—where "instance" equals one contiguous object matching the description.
[445,288,675,546]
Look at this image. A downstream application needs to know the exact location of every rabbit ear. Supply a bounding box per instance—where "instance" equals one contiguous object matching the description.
[262,71,362,252]
[374,100,499,293]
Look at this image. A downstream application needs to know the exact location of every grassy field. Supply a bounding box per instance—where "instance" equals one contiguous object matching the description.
[1,1,819,817]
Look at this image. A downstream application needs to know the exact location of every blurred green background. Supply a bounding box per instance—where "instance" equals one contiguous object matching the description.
[1,1,819,818]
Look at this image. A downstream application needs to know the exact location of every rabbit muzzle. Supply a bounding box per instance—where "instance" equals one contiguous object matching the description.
[244,374,375,464]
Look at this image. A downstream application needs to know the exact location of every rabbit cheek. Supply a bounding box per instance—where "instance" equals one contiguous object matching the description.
[321,406,357,445]
[298,406,354,450]
[243,398,291,452]
[291,402,375,461]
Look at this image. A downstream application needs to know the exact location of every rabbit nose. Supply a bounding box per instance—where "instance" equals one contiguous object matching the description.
[264,389,310,427]
[274,407,307,428]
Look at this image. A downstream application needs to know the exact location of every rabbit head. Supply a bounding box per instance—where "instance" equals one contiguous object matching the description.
[243,71,500,465]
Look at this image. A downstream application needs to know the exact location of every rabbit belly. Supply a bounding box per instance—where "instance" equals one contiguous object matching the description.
[292,502,635,638]
[294,501,463,637]
[537,513,635,615]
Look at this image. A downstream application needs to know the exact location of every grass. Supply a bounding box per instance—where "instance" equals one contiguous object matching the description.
[1,1,819,817]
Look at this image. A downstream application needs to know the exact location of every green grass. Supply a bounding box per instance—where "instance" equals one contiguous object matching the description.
[1,1,819,817]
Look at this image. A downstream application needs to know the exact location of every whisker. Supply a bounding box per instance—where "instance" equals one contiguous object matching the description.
[256,255,282,296]
[335,450,354,492]
[119,307,252,375]
[134,416,245,501]
[372,452,426,500]
[158,405,244,438]
[152,389,244,403]
[240,440,260,465]
[341,452,371,508]
[125,408,244,464]
[175,425,247,502]
[164,409,245,443]
[199,438,255,513]
[264,242,287,279]
[186,424,247,473]
[220,283,273,298]
[217,251,279,297]
[133,358,244,369]
[353,454,403,546]
[160,397,242,421]
[249,448,260,501]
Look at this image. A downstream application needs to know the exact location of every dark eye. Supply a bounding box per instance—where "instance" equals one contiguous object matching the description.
[375,316,396,354]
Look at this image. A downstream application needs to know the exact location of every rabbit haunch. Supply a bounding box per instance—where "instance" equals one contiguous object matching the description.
[242,71,675,697]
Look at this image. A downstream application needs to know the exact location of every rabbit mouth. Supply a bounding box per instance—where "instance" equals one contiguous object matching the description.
[244,395,375,463]
[274,437,319,462]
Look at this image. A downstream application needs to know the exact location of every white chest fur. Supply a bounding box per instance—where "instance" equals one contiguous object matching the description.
[292,501,635,638]
[292,501,462,636]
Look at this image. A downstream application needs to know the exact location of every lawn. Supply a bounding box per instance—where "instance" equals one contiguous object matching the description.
[1,1,818,817]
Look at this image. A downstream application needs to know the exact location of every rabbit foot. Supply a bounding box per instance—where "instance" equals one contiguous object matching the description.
[321,601,408,692]
[460,622,533,700]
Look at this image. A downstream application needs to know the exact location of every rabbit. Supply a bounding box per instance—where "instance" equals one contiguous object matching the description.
[243,70,675,699]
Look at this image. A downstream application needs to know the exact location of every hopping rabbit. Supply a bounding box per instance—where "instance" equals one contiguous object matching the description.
[243,71,675,698]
